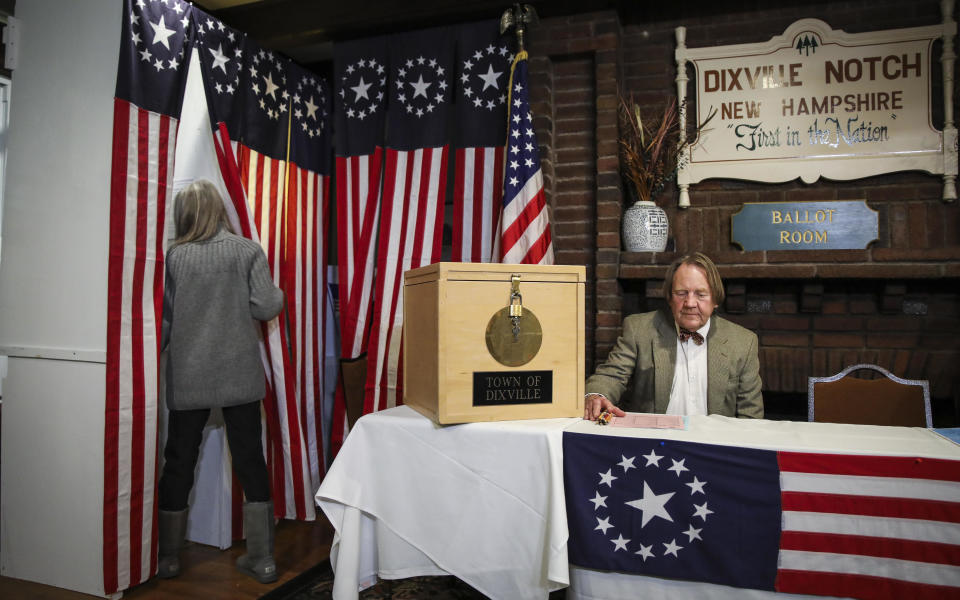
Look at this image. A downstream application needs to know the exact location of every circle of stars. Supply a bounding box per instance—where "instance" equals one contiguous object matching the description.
[460,43,513,111]
[294,74,328,138]
[590,448,712,563]
[394,55,447,118]
[196,16,243,97]
[249,49,289,121]
[129,0,190,73]
[339,58,385,121]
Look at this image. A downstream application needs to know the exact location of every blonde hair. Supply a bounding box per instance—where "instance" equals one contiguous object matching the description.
[661,252,725,305]
[173,180,231,245]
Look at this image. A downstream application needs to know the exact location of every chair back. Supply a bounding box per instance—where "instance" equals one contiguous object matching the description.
[808,363,931,427]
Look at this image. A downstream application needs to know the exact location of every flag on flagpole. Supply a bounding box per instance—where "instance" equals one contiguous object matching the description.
[564,432,960,599]
[451,21,512,263]
[106,0,195,592]
[364,26,451,415]
[494,50,554,265]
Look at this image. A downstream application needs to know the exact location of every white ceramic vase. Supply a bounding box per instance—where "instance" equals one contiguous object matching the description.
[622,200,668,252]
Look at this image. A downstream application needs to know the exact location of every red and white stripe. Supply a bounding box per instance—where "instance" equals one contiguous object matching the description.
[211,126,316,523]
[776,451,960,599]
[330,150,382,453]
[364,147,447,414]
[452,146,504,263]
[283,164,330,493]
[104,98,176,593]
[497,169,554,265]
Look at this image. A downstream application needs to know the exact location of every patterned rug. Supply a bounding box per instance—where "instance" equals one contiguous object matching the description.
[258,560,567,600]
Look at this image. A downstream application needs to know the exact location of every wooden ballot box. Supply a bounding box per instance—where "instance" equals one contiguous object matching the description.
[403,262,585,424]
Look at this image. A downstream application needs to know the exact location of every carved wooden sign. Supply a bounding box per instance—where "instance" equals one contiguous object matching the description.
[731,200,879,251]
[674,5,957,207]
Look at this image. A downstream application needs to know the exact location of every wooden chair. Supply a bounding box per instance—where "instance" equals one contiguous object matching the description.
[808,363,931,427]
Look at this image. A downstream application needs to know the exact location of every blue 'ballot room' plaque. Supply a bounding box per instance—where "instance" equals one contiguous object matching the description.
[731,200,878,251]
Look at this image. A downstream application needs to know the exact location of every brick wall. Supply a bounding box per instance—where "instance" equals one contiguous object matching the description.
[527,0,960,424]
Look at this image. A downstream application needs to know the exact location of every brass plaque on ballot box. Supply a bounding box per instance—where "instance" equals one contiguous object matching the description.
[403,262,585,424]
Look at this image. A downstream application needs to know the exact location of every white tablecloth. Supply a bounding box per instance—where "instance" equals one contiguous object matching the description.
[316,405,572,600]
[316,407,960,600]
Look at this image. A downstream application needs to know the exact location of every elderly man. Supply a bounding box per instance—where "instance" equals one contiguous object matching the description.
[584,252,763,420]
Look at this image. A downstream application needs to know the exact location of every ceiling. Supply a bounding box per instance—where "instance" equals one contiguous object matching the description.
[194,0,621,68]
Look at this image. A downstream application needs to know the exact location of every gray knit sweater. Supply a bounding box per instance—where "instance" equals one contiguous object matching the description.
[161,229,284,410]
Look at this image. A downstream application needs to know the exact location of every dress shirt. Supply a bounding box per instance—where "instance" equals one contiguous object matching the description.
[665,319,711,416]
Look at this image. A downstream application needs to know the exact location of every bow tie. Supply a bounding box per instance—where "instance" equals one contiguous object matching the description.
[678,329,704,345]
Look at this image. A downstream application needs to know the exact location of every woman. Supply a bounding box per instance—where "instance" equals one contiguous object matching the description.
[157,179,284,583]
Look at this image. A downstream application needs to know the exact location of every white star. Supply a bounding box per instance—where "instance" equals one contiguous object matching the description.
[589,491,607,510]
[524,158,534,168]
[514,82,524,93]
[350,76,372,102]
[618,456,636,472]
[663,539,683,557]
[304,96,319,120]
[636,543,654,561]
[686,476,707,495]
[598,469,617,487]
[668,459,689,477]
[152,58,165,72]
[409,75,432,99]
[610,534,630,552]
[139,48,153,63]
[684,524,703,542]
[477,64,502,91]
[509,160,519,170]
[643,450,663,467]
[149,15,176,50]
[693,502,714,521]
[512,130,521,140]
[509,176,519,187]
[595,516,614,534]
[463,59,474,71]
[625,481,674,527]
[208,43,229,73]
[262,72,279,100]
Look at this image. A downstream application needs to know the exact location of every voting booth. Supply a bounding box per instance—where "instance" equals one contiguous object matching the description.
[403,262,585,424]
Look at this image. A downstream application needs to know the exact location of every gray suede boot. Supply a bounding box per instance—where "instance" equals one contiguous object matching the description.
[157,509,188,578]
[236,501,278,583]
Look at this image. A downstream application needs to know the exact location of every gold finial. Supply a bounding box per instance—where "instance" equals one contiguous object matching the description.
[499,3,539,54]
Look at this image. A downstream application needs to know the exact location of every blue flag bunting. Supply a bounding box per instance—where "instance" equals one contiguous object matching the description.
[334,35,389,157]
[454,20,512,149]
[115,0,194,116]
[385,26,455,151]
[563,431,782,591]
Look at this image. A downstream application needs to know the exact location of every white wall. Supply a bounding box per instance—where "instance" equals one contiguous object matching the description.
[0,0,119,596]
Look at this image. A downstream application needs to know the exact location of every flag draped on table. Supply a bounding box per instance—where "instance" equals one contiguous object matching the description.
[107,1,329,591]
[451,21,512,263]
[106,0,194,592]
[564,432,960,599]
[364,27,452,414]
[193,7,327,523]
[494,49,554,265]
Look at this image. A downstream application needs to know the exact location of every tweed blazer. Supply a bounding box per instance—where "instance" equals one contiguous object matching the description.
[585,309,763,418]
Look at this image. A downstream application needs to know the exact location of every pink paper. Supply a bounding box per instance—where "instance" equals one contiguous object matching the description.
[608,413,685,429]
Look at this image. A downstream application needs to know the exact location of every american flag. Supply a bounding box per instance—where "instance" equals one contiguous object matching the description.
[107,0,194,592]
[564,432,960,599]
[495,50,554,265]
[193,7,324,523]
[364,26,450,414]
[451,21,512,263]
[330,35,388,455]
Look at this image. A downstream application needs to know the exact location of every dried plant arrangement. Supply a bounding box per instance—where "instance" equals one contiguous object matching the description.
[618,93,717,204]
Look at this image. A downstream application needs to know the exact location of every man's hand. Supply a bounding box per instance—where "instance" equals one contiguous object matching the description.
[584,393,625,421]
